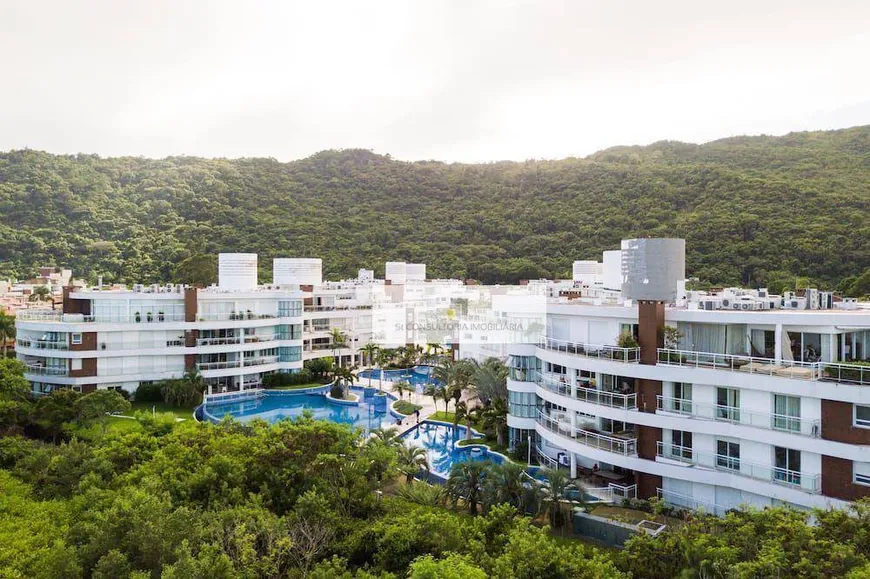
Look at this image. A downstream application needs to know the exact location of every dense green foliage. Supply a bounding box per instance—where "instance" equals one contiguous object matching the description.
[1,126,868,288]
[4,359,870,576]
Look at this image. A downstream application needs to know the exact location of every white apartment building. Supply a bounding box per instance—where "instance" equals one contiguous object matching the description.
[503,239,870,514]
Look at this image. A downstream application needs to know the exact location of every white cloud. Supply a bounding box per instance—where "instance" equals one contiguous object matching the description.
[0,0,867,161]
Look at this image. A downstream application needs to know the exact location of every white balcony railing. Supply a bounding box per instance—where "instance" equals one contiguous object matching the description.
[540,337,640,363]
[656,441,821,494]
[819,362,870,386]
[196,312,278,321]
[244,334,278,344]
[537,372,637,410]
[536,410,638,456]
[656,395,820,437]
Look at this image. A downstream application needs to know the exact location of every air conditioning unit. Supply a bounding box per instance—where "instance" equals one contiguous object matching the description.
[133,284,144,292]
[722,299,730,308]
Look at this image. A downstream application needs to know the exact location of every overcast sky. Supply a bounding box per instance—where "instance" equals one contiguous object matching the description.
[1,0,868,162]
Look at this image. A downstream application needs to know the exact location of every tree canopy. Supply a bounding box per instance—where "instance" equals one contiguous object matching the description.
[1,125,868,289]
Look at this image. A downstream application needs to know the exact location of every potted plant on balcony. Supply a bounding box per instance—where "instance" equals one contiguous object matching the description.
[158,310,165,322]
[146,311,153,323]
[246,309,254,320]
[660,326,685,363]
[134,311,141,323]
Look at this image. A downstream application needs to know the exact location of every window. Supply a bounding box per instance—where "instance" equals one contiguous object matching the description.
[278,300,302,317]
[716,440,740,471]
[671,430,693,460]
[774,446,801,486]
[716,387,740,422]
[773,395,801,432]
[71,333,82,345]
[855,405,870,428]
[854,462,870,486]
[673,382,692,413]
[509,391,537,418]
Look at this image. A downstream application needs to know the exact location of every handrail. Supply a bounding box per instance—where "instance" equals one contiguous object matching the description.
[656,441,821,493]
[197,337,241,346]
[540,337,640,363]
[197,360,242,370]
[17,338,69,350]
[656,395,820,437]
[657,488,730,516]
[242,355,279,367]
[537,372,637,410]
[303,304,373,312]
[24,364,69,376]
[657,348,870,386]
[656,348,819,379]
[537,410,638,456]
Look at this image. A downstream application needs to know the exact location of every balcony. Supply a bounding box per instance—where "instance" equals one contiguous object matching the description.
[17,311,188,324]
[536,410,638,456]
[24,364,69,376]
[656,395,820,437]
[538,372,637,410]
[17,338,69,351]
[197,312,278,322]
[540,337,639,363]
[656,441,821,494]
[657,349,870,386]
[244,334,278,343]
[197,360,242,371]
[197,336,242,346]
[303,304,372,313]
[242,355,279,367]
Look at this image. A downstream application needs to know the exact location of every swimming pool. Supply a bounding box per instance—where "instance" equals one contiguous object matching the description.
[401,421,601,502]
[401,421,505,479]
[358,365,443,389]
[201,388,396,432]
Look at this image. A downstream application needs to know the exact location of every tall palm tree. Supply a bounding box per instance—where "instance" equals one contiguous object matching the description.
[360,341,380,389]
[470,357,509,406]
[484,461,537,514]
[335,365,357,397]
[446,460,489,516]
[392,380,412,400]
[437,386,451,413]
[0,309,15,358]
[425,342,444,364]
[397,445,429,484]
[28,285,55,309]
[329,328,348,369]
[540,468,579,533]
[480,397,509,447]
[424,384,440,410]
[434,358,474,412]
[453,400,482,441]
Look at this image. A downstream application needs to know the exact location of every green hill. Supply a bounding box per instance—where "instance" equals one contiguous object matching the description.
[1,126,868,290]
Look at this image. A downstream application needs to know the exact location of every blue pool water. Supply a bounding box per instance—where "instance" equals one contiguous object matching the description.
[401,421,505,479]
[358,365,443,390]
[202,388,396,432]
[401,422,601,502]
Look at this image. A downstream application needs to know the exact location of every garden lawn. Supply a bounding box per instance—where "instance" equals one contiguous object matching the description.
[123,401,194,421]
[393,401,423,416]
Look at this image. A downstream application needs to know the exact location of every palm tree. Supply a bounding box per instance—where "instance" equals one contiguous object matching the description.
[540,468,579,533]
[392,380,412,400]
[369,427,402,448]
[453,400,481,441]
[483,461,536,514]
[480,397,508,447]
[360,342,379,369]
[446,461,489,516]
[425,342,444,364]
[329,328,348,368]
[0,309,15,358]
[437,386,451,413]
[424,384,440,410]
[470,357,508,406]
[334,365,357,397]
[434,358,474,412]
[28,285,55,309]
[397,445,429,484]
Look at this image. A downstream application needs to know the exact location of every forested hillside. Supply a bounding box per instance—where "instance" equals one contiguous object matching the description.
[1,126,867,288]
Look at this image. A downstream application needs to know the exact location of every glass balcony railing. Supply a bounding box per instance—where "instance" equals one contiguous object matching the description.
[540,337,639,363]
[656,395,820,437]
[197,360,242,371]
[536,410,638,456]
[24,364,69,376]
[656,441,821,494]
[657,349,870,386]
[17,338,69,350]
[537,372,637,410]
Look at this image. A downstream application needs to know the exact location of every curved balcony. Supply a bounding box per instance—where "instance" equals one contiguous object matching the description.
[24,364,69,376]
[17,338,68,351]
[538,372,637,410]
[197,360,241,371]
[242,355,279,367]
[656,395,820,437]
[536,410,637,456]
[656,441,820,494]
[540,337,639,363]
